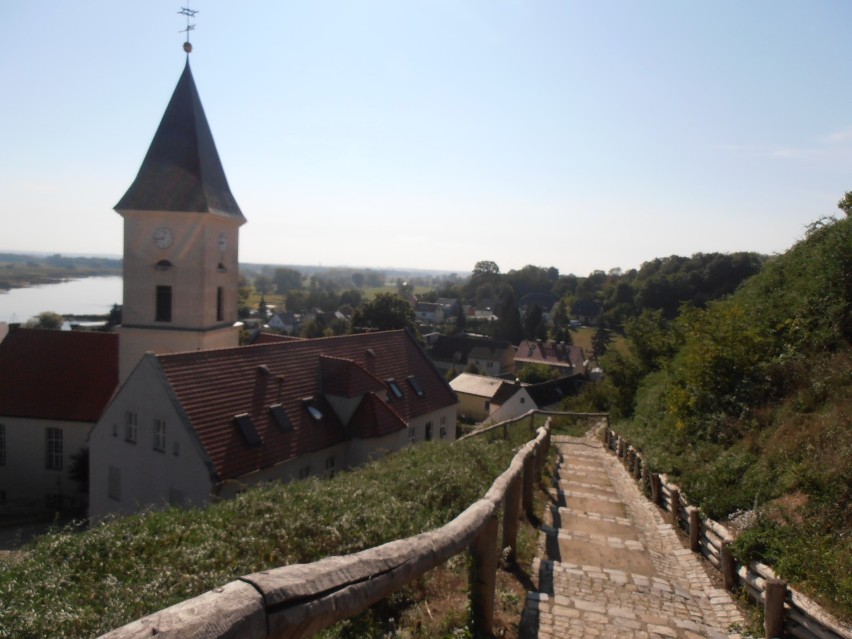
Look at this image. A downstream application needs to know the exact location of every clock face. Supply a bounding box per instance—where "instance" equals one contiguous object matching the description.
[218,232,227,253]
[152,227,174,249]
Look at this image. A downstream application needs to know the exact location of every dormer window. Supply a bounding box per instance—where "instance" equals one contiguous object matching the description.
[269,403,294,432]
[303,397,324,421]
[407,376,425,397]
[234,413,261,446]
[217,263,227,273]
[387,379,404,400]
[155,259,173,270]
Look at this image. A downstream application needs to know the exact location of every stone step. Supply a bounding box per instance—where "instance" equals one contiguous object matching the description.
[547,505,638,539]
[540,526,655,575]
[522,560,730,639]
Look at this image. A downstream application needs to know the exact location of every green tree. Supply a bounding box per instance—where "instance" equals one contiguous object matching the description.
[273,267,303,293]
[516,363,559,384]
[28,311,63,330]
[351,293,418,334]
[523,303,547,340]
[451,303,467,335]
[837,191,852,217]
[494,290,523,345]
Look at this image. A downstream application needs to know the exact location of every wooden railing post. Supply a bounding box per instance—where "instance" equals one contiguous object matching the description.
[650,473,662,505]
[764,578,788,639]
[529,412,536,434]
[669,487,680,528]
[470,513,498,637]
[535,437,546,477]
[522,446,536,517]
[688,507,700,552]
[633,453,642,480]
[720,541,737,591]
[502,474,522,566]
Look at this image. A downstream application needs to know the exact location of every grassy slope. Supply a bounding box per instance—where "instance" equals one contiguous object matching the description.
[619,216,851,619]
[0,430,535,639]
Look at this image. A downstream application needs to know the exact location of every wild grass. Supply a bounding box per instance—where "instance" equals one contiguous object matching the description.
[0,429,537,639]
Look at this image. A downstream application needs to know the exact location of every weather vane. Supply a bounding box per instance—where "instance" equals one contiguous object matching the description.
[178,4,199,54]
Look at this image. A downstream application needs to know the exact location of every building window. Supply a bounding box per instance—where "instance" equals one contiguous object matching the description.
[0,490,6,505]
[46,427,63,470]
[155,285,172,322]
[408,426,416,444]
[108,466,121,501]
[112,422,118,437]
[425,421,433,441]
[387,379,404,400]
[439,416,447,439]
[153,419,166,452]
[298,465,312,479]
[173,440,180,456]
[484,400,490,411]
[520,396,525,404]
[125,412,138,443]
[0,423,5,466]
[303,397,324,421]
[325,456,336,478]
[45,494,63,510]
[216,287,224,322]
[407,376,425,397]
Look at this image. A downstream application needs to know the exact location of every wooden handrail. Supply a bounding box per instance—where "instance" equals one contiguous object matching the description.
[100,418,555,639]
[604,428,852,639]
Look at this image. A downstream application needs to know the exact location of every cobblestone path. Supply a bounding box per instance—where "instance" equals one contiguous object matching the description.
[519,431,747,639]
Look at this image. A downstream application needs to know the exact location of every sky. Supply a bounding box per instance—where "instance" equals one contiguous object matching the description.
[2,1,852,277]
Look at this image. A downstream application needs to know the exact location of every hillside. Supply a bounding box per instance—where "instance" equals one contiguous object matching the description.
[579,215,851,618]
[0,431,537,639]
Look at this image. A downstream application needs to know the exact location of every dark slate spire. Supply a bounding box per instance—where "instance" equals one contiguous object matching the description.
[115,61,244,220]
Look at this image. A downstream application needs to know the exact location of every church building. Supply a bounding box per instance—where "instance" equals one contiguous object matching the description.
[114,59,245,381]
[88,50,457,519]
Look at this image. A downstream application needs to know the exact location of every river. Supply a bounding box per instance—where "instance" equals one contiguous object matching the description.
[0,276,123,324]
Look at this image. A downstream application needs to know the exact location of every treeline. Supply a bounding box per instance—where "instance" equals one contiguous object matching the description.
[564,214,851,618]
[240,251,765,344]
[0,253,122,291]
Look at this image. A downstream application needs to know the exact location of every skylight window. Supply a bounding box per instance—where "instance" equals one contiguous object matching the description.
[303,398,324,421]
[234,413,261,446]
[269,403,294,432]
[407,376,425,397]
[387,379,404,400]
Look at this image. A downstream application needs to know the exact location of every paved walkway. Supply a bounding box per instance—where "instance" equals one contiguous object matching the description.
[520,430,747,639]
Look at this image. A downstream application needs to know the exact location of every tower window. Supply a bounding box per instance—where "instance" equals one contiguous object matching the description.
[217,287,224,321]
[156,286,172,322]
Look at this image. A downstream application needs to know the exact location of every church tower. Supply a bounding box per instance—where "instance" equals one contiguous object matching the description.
[115,55,246,381]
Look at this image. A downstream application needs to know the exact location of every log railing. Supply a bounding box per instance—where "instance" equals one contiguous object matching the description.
[100,413,554,639]
[604,429,852,639]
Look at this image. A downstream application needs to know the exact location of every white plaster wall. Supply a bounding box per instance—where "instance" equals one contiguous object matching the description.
[485,389,534,426]
[89,357,214,520]
[215,442,350,500]
[0,416,91,515]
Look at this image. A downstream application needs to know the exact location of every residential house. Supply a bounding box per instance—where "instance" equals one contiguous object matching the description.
[429,334,515,378]
[414,301,444,324]
[0,328,118,515]
[571,300,604,326]
[449,373,533,424]
[89,329,457,520]
[514,339,588,379]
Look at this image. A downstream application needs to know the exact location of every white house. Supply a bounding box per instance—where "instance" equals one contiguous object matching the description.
[449,373,533,425]
[0,328,118,516]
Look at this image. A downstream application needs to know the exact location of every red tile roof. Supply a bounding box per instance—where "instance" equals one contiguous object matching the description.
[154,330,456,481]
[0,328,118,422]
[514,339,587,376]
[348,393,407,439]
